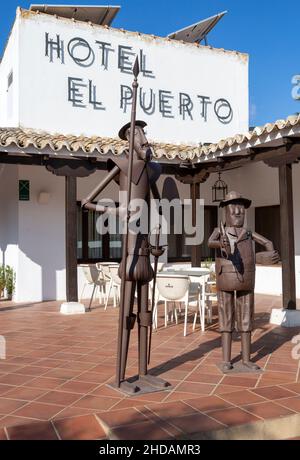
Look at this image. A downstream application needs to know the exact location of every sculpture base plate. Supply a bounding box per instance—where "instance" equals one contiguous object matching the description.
[217,362,263,374]
[107,374,172,396]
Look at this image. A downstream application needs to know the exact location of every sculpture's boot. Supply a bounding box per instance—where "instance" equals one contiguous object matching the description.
[221,332,233,371]
[241,332,260,370]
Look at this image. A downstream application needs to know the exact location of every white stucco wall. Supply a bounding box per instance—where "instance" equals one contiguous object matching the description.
[0,8,249,145]
[0,18,19,127]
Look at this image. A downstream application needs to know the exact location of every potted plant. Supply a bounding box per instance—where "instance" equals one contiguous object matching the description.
[0,265,5,298]
[5,265,15,300]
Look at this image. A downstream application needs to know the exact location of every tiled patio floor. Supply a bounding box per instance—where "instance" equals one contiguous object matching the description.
[0,294,299,440]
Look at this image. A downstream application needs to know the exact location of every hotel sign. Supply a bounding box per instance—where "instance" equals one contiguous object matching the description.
[17,10,249,144]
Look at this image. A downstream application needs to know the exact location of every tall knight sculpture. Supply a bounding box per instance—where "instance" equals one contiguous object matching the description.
[208,191,279,372]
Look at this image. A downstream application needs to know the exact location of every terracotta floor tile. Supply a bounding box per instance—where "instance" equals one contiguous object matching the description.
[74,371,110,384]
[0,397,27,414]
[52,406,97,420]
[221,375,259,388]
[0,415,39,428]
[173,382,215,395]
[169,412,225,435]
[90,384,127,398]
[208,407,261,427]
[37,390,82,406]
[0,384,14,396]
[6,421,58,440]
[220,390,267,406]
[184,395,233,413]
[242,401,295,419]
[58,380,99,394]
[54,414,105,440]
[0,373,34,386]
[275,396,300,412]
[43,368,80,380]
[163,391,208,403]
[281,382,300,394]
[72,395,120,411]
[13,402,64,420]
[110,420,173,440]
[144,400,198,420]
[251,385,298,401]
[3,386,48,401]
[185,372,223,384]
[26,376,66,390]
[14,366,49,377]
[97,407,149,428]
[213,384,246,395]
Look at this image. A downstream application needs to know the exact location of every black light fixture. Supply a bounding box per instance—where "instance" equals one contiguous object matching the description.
[212,171,228,203]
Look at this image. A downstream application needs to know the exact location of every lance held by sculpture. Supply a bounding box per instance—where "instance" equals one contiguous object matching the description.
[208,191,280,372]
[82,58,169,395]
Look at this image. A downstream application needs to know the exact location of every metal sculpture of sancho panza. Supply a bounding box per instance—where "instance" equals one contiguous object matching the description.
[208,191,279,372]
[82,57,170,395]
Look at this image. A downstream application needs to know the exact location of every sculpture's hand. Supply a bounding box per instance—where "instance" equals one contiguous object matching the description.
[256,250,280,265]
[220,234,231,256]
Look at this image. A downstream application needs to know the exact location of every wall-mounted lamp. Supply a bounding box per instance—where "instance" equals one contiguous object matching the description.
[37,191,50,205]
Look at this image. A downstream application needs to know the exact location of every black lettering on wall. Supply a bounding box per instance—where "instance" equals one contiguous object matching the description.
[214,98,233,124]
[88,80,105,110]
[67,37,95,67]
[179,93,193,120]
[68,77,87,108]
[139,88,155,115]
[45,32,64,63]
[95,41,114,70]
[120,84,133,112]
[159,90,174,118]
[139,49,154,78]
[118,45,135,74]
[197,95,211,122]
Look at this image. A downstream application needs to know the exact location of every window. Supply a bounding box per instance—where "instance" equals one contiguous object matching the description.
[255,205,281,255]
[77,202,122,263]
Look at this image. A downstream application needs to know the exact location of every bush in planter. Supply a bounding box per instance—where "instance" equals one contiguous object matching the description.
[0,266,5,298]
[5,266,16,300]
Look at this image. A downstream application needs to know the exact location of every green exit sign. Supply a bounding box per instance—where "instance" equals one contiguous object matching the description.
[19,180,30,201]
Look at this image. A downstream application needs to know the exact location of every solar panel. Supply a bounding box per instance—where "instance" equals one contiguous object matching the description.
[167,11,227,44]
[29,4,120,26]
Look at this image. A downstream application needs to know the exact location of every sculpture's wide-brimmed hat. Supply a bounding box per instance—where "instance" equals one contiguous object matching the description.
[219,191,252,209]
[118,120,147,140]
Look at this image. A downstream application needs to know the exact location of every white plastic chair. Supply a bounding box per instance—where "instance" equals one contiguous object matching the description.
[104,264,121,309]
[80,264,106,310]
[153,274,200,336]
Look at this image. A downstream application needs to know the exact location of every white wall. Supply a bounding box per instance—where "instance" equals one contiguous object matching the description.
[0,165,19,282]
[0,16,19,127]
[4,8,248,145]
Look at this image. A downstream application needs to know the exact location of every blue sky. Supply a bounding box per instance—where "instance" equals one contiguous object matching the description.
[1,0,299,127]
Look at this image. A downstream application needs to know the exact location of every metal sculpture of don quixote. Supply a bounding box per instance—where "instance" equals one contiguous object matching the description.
[208,191,280,373]
[82,57,170,395]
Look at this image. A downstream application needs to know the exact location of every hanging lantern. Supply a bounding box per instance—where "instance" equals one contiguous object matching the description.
[212,171,228,203]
